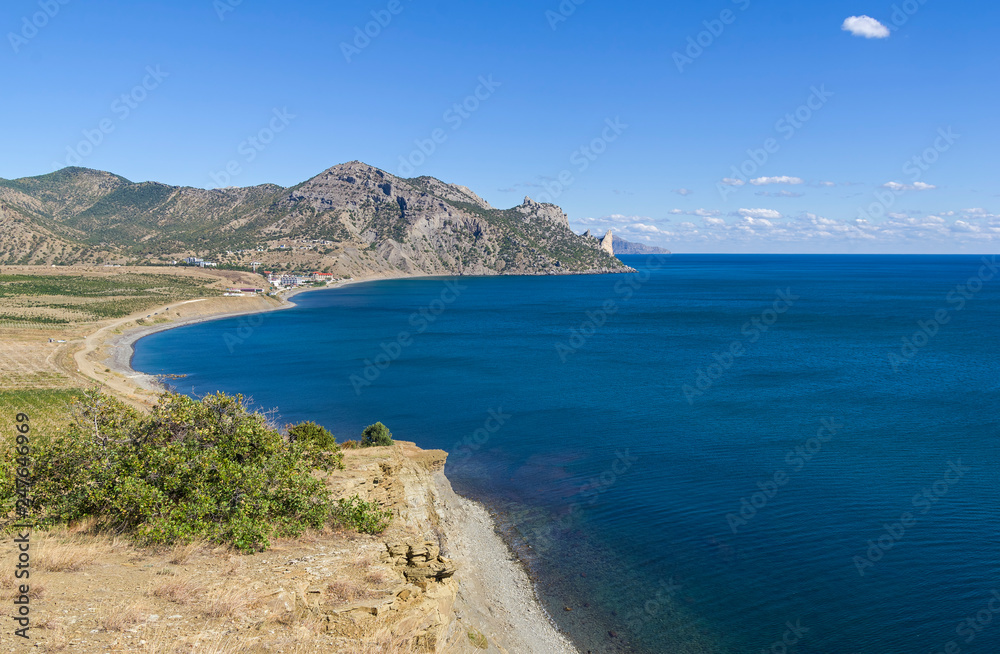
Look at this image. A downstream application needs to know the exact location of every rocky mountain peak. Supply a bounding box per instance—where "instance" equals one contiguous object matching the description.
[516,196,570,227]
[599,230,614,255]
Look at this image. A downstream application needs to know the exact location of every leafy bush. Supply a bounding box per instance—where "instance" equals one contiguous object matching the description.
[287,421,336,448]
[361,422,393,448]
[287,421,343,471]
[332,495,392,534]
[0,390,344,552]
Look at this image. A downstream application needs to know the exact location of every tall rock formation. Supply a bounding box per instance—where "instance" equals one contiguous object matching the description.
[599,230,614,256]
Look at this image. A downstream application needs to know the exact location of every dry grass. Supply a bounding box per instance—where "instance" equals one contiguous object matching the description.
[269,610,327,637]
[0,565,17,601]
[355,618,420,654]
[326,578,376,604]
[151,575,208,605]
[97,601,146,632]
[37,616,69,651]
[63,516,100,535]
[204,585,259,618]
[364,567,393,585]
[0,567,44,601]
[167,540,204,565]
[182,629,272,654]
[353,551,376,570]
[135,627,178,654]
[35,536,108,572]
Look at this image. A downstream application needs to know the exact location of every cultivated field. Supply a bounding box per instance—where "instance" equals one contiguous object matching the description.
[0,267,244,328]
[0,265,271,415]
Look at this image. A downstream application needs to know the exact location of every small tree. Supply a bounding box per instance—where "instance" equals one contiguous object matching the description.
[361,422,393,448]
[288,421,344,471]
[287,421,337,450]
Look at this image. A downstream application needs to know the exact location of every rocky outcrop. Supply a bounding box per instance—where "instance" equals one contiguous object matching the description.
[384,541,457,588]
[515,196,571,227]
[599,230,614,255]
[271,445,460,653]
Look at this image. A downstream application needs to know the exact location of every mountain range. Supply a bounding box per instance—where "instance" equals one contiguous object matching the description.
[0,162,635,277]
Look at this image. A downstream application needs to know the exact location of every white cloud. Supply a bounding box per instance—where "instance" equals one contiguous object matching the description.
[738,208,782,220]
[674,188,693,196]
[574,206,1000,253]
[842,15,890,39]
[952,220,980,233]
[670,208,721,217]
[750,176,804,186]
[882,181,938,192]
[817,181,836,187]
[720,178,746,187]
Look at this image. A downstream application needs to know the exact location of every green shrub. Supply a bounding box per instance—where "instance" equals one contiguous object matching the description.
[361,422,393,448]
[287,421,344,471]
[468,628,489,649]
[0,390,340,552]
[287,421,336,448]
[332,495,391,534]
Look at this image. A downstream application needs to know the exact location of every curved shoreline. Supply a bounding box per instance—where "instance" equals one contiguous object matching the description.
[108,284,340,391]
[100,275,582,654]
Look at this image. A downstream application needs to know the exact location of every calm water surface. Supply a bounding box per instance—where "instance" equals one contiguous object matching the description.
[134,255,1000,653]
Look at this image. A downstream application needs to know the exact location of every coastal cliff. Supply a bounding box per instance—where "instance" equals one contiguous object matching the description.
[321,441,577,653]
[8,435,575,653]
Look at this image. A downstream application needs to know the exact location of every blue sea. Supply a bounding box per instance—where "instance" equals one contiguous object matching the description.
[134,255,1000,653]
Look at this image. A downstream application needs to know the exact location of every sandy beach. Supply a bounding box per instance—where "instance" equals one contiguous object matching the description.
[433,470,579,653]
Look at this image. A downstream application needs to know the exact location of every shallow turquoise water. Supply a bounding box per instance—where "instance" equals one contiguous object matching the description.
[135,255,1000,653]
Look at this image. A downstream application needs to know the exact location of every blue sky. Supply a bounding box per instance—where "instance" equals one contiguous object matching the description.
[1,0,996,253]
